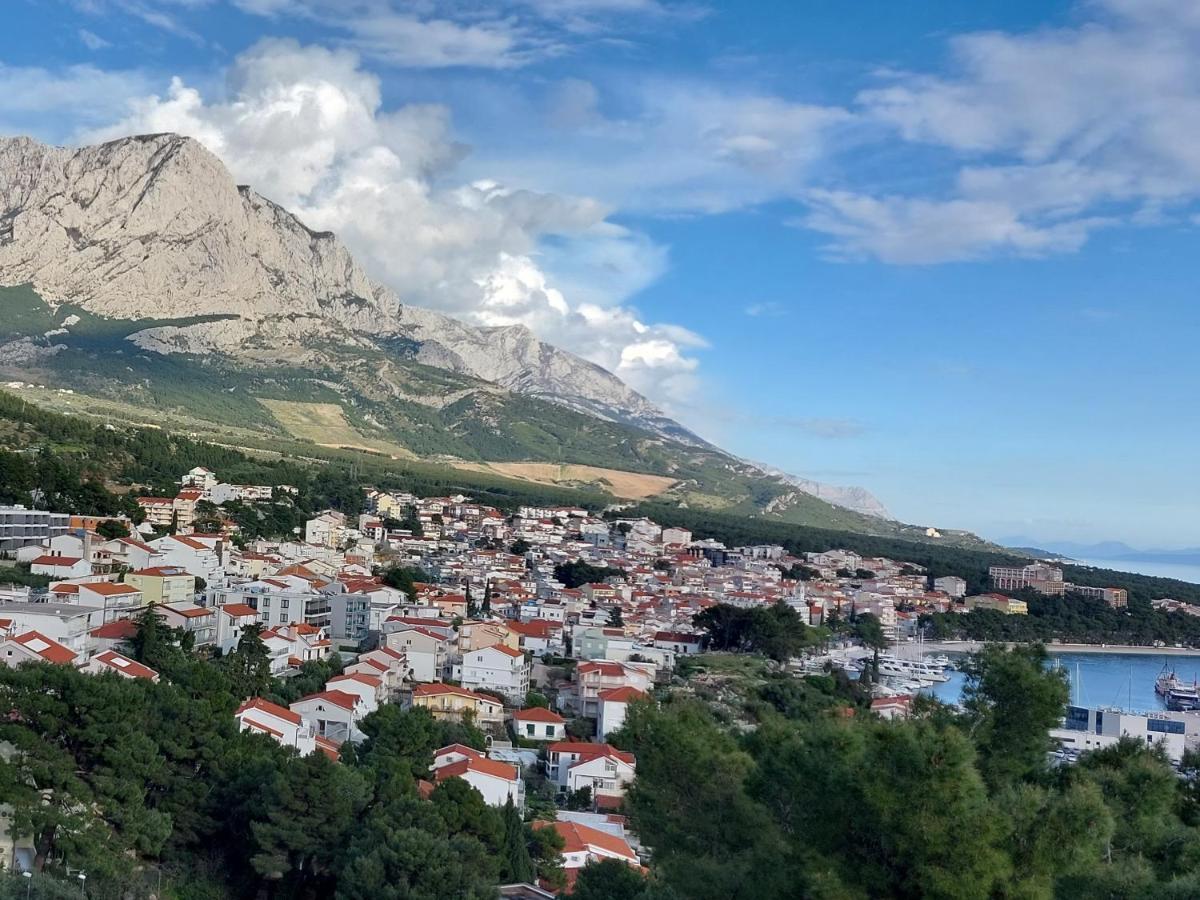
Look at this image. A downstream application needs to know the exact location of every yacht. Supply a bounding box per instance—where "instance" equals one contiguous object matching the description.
[876,654,951,683]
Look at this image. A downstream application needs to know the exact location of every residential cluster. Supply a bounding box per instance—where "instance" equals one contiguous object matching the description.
[0,468,1138,889]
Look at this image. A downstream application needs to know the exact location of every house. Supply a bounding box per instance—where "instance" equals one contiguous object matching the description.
[215,603,260,654]
[88,618,139,654]
[566,660,654,717]
[325,673,383,714]
[289,690,367,743]
[513,707,567,742]
[148,535,223,584]
[651,631,702,655]
[0,630,80,668]
[385,626,453,683]
[509,619,565,655]
[546,742,636,805]
[411,683,505,726]
[154,603,218,648]
[431,745,523,808]
[29,555,92,579]
[85,650,159,682]
[535,820,639,890]
[344,646,407,699]
[597,687,647,740]
[305,512,348,548]
[75,581,144,622]
[103,537,163,572]
[871,695,914,721]
[454,643,530,703]
[124,566,195,605]
[235,697,338,759]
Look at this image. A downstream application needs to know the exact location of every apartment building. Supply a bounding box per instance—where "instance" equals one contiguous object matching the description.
[0,505,69,557]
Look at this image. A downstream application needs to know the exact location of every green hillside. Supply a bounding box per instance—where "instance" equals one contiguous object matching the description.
[0,283,976,541]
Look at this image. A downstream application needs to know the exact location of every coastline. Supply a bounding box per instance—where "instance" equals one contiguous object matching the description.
[921,640,1200,657]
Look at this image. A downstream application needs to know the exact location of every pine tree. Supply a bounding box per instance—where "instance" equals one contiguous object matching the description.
[499,796,535,883]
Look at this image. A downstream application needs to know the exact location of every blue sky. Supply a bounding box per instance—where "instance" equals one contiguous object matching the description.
[3,0,1199,547]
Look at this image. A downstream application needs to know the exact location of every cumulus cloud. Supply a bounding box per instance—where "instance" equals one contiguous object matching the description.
[86,38,702,407]
[806,0,1200,262]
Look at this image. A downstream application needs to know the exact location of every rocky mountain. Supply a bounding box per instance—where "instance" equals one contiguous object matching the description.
[0,132,887,520]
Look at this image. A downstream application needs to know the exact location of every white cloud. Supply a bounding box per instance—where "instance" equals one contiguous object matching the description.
[0,63,153,140]
[78,28,112,49]
[744,301,786,317]
[812,0,1200,262]
[801,190,1111,264]
[86,38,702,408]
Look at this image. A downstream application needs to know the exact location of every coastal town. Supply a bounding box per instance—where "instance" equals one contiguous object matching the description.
[3,461,1196,893]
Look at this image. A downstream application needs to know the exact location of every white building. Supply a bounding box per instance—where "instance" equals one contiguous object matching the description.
[513,706,567,742]
[431,745,523,808]
[0,505,69,557]
[1053,705,1189,762]
[454,643,531,703]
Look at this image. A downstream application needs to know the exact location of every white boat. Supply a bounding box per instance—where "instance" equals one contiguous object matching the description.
[876,654,951,683]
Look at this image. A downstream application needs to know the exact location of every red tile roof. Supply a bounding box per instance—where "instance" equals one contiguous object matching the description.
[10,630,78,665]
[220,603,259,618]
[92,650,158,681]
[30,555,82,567]
[434,756,518,783]
[236,697,303,726]
[89,619,138,639]
[515,706,566,724]
[597,687,648,703]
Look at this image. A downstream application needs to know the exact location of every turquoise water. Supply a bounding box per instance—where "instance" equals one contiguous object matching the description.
[926,651,1200,713]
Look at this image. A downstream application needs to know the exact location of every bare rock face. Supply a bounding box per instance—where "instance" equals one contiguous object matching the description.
[0,132,887,516]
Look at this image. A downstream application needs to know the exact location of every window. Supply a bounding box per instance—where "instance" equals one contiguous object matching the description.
[1148,719,1185,735]
[262,597,271,608]
[526,724,534,736]
[280,598,290,610]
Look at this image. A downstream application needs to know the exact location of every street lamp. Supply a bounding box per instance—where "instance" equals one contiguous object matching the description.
[77,871,86,897]
[21,871,31,900]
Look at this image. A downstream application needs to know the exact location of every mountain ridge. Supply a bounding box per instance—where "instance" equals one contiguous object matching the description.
[0,131,888,520]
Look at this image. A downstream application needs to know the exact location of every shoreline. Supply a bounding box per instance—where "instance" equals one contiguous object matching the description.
[920,640,1200,657]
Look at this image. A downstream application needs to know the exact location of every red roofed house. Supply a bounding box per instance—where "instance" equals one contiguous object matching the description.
[536,820,639,892]
[597,687,648,740]
[454,643,530,703]
[513,706,567,742]
[289,690,367,743]
[384,626,452,682]
[344,646,407,699]
[29,555,92,579]
[569,660,654,717]
[651,631,703,655]
[0,630,80,668]
[508,618,565,655]
[89,618,139,654]
[235,697,337,759]
[546,742,637,804]
[76,581,144,622]
[431,745,523,808]
[411,683,504,726]
[871,695,915,721]
[86,650,160,682]
[326,673,384,713]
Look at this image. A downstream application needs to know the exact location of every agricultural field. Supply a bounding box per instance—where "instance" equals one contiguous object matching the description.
[258,399,415,459]
[453,461,678,500]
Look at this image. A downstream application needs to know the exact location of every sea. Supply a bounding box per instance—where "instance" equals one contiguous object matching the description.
[1076,557,1200,585]
[927,651,1200,713]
